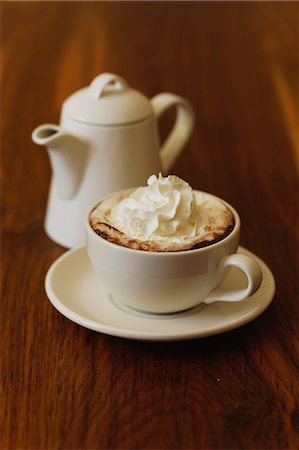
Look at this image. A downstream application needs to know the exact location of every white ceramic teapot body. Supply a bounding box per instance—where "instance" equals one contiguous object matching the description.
[32,73,194,248]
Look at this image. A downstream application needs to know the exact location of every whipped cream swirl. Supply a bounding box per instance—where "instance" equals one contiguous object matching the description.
[111,174,208,243]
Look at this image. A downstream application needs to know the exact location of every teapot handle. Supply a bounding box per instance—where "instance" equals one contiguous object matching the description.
[151,93,194,173]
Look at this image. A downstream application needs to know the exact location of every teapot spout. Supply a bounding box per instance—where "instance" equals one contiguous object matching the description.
[32,124,88,200]
[31,124,62,146]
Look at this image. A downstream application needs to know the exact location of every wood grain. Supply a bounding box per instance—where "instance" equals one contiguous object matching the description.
[1,2,298,449]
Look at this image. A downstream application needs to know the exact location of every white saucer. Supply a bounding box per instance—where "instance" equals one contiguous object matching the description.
[45,246,275,342]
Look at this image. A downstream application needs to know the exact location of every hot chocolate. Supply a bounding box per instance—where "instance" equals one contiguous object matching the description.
[89,174,234,252]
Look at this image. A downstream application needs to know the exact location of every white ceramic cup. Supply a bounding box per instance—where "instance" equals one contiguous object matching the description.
[86,190,262,314]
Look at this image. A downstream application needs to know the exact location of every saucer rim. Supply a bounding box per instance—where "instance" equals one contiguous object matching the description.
[45,246,275,342]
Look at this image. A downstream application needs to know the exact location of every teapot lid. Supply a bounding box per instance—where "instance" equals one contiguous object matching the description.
[62,73,153,126]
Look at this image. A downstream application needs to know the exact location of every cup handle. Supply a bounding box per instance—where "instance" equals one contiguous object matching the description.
[151,93,194,173]
[204,254,263,304]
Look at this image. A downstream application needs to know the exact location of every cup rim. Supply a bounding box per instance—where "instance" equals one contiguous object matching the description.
[85,189,240,256]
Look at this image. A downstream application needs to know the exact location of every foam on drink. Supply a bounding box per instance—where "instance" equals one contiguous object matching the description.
[90,174,234,252]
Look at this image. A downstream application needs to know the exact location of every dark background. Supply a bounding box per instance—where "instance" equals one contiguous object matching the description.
[1,2,298,449]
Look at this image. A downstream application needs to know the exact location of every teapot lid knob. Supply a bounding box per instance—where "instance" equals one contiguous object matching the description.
[89,73,129,98]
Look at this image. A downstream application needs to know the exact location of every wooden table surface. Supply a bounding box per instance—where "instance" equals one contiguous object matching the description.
[1,2,298,449]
